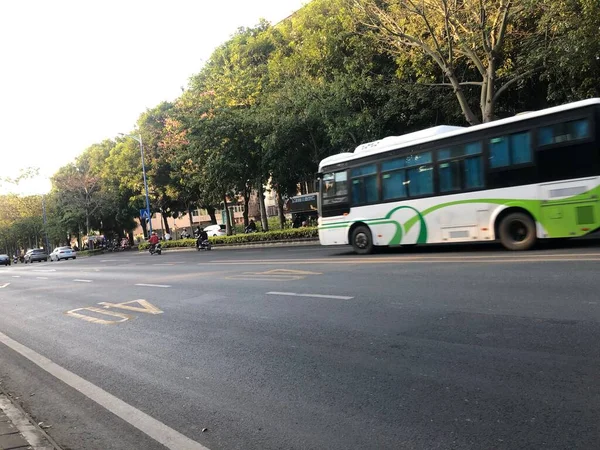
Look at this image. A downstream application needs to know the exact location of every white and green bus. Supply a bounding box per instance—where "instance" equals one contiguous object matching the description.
[317,98,600,254]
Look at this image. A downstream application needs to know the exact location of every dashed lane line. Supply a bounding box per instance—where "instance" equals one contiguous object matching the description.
[266,291,354,300]
[135,283,171,288]
[36,277,48,280]
[73,279,93,283]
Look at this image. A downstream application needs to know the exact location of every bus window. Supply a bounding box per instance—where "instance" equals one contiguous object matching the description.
[334,171,348,196]
[490,131,532,168]
[510,132,532,164]
[351,164,377,205]
[539,118,590,146]
[322,173,335,197]
[439,160,461,192]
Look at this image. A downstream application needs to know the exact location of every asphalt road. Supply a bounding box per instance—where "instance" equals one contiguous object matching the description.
[1,241,600,450]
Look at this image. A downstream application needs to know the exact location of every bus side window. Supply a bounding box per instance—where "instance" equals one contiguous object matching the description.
[539,118,590,146]
[322,173,335,197]
[351,165,377,205]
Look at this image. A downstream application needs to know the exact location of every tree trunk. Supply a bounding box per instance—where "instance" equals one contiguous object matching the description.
[206,206,217,225]
[187,204,194,230]
[482,58,496,123]
[276,191,286,229]
[161,210,171,234]
[141,218,148,239]
[223,196,232,236]
[243,191,250,228]
[258,181,269,232]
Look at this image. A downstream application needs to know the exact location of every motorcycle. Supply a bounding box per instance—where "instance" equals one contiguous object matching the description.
[197,239,212,251]
[149,243,162,255]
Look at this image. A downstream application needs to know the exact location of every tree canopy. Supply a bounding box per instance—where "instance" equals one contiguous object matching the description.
[3,0,598,246]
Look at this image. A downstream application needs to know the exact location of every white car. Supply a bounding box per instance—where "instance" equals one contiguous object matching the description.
[203,224,226,236]
[50,246,76,261]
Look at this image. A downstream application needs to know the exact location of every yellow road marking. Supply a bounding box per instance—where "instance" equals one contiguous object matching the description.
[226,275,304,281]
[98,300,163,315]
[260,269,322,275]
[207,257,600,266]
[209,252,600,264]
[66,307,132,325]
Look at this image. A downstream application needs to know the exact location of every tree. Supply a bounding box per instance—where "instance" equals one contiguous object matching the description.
[354,0,548,124]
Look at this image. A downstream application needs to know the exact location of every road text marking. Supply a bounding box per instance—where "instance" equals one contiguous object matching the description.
[66,307,131,325]
[0,331,209,450]
[266,291,354,300]
[135,283,171,288]
[98,300,163,315]
[0,283,10,289]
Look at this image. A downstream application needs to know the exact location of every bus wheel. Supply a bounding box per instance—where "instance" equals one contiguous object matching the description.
[351,225,373,255]
[498,212,537,251]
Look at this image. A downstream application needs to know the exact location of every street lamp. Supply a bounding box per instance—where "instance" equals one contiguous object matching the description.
[119,133,152,236]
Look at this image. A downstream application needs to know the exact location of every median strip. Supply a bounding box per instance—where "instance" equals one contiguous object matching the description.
[266,291,353,300]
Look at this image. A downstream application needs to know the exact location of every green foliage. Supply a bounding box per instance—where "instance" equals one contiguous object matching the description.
[138,227,318,250]
[9,0,596,246]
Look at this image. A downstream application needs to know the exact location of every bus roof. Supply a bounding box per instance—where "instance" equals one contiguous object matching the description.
[319,98,600,171]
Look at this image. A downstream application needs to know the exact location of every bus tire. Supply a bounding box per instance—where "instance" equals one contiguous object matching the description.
[351,225,374,255]
[498,212,537,251]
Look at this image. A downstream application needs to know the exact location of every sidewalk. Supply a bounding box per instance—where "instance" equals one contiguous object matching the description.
[0,393,57,450]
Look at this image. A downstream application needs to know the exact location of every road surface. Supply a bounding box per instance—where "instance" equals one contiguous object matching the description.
[1,242,599,449]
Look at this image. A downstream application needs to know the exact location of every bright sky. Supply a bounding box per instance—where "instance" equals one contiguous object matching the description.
[0,0,305,195]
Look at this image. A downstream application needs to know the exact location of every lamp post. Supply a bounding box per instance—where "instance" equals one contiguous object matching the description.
[119,133,152,236]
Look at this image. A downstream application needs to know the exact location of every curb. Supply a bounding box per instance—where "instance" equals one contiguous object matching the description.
[0,390,61,450]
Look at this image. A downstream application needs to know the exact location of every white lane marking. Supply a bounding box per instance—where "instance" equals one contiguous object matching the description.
[0,331,209,450]
[153,263,175,266]
[135,283,171,288]
[33,269,56,273]
[266,291,354,300]
[100,259,129,263]
[0,283,10,289]
[73,279,93,283]
[36,277,48,280]
[12,276,20,278]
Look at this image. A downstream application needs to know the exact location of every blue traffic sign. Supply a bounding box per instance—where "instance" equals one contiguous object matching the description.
[140,209,150,220]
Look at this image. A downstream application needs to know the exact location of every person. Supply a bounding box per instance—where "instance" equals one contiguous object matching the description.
[148,231,159,251]
[293,215,302,229]
[245,219,257,233]
[196,227,208,248]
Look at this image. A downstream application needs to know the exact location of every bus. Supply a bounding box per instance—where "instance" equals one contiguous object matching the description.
[317,98,600,254]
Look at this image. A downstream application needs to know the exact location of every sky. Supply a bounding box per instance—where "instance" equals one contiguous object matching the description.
[0,0,305,195]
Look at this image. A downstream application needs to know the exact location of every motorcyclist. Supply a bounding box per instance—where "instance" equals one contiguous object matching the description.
[245,219,257,233]
[148,231,160,251]
[196,228,209,248]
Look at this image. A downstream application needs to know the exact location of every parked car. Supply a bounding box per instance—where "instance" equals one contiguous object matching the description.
[50,246,76,261]
[0,254,9,266]
[24,249,48,263]
[204,224,227,237]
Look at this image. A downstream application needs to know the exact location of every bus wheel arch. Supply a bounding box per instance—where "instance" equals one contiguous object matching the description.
[348,222,374,255]
[494,207,537,251]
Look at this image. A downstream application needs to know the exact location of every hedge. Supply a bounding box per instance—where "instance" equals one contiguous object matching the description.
[138,227,318,250]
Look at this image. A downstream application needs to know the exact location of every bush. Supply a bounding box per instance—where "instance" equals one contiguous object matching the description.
[138,227,317,250]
